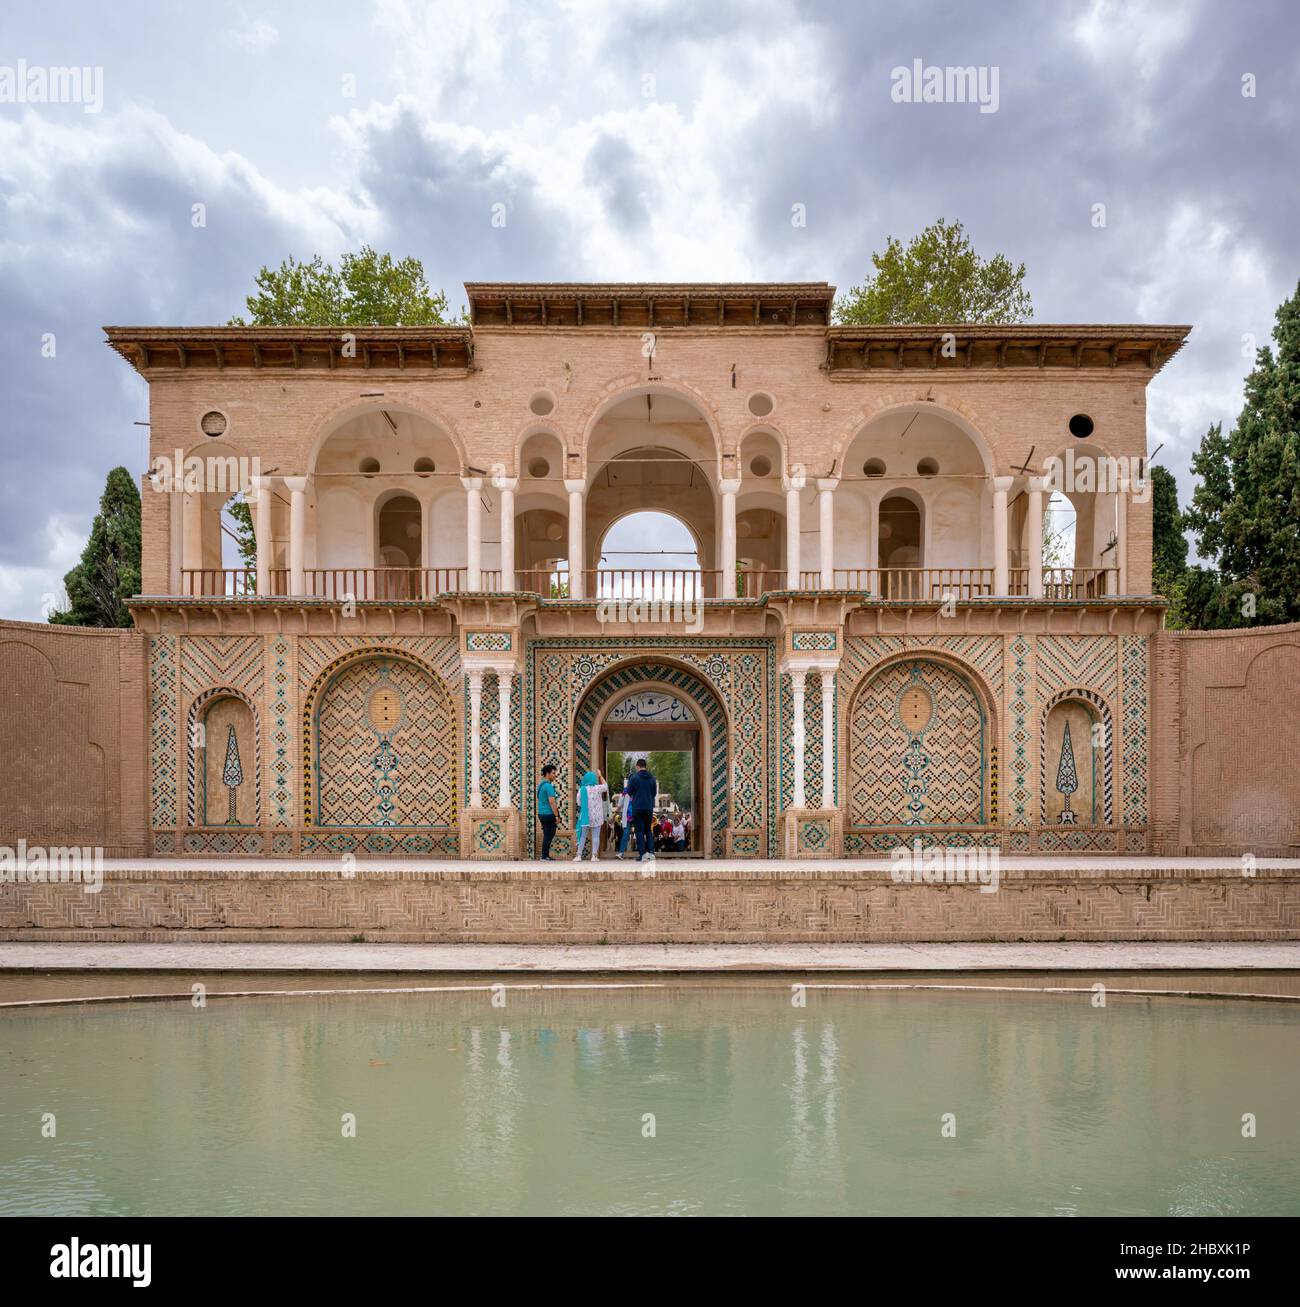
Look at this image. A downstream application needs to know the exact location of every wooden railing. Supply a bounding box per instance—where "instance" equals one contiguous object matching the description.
[176,563,1121,603]
[584,568,720,601]
[181,568,257,597]
[830,568,995,600]
[1043,567,1117,599]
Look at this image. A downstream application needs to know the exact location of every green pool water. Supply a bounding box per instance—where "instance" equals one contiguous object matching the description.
[1,986,1296,1216]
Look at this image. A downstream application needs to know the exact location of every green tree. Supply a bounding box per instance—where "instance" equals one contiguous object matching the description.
[834,219,1033,324]
[1184,281,1300,627]
[1150,466,1189,600]
[231,246,453,326]
[49,466,142,628]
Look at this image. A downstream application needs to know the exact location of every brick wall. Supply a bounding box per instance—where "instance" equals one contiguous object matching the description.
[0,621,149,855]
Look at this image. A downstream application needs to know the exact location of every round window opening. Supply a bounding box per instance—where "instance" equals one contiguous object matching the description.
[200,410,227,438]
[747,392,775,418]
[863,458,886,477]
[916,458,939,477]
[530,392,555,417]
[413,457,435,476]
[359,457,381,476]
[1069,413,1095,439]
[528,458,550,479]
[749,455,773,478]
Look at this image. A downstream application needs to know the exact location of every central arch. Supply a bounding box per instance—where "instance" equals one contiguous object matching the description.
[574,659,729,856]
[848,656,996,828]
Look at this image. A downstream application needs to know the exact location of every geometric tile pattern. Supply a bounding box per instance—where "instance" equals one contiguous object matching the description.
[465,631,512,652]
[474,671,522,809]
[848,658,988,826]
[780,670,828,809]
[841,633,1004,698]
[1120,635,1149,826]
[1038,687,1114,825]
[296,635,458,692]
[179,634,263,700]
[309,653,457,828]
[148,636,178,828]
[269,635,293,825]
[1007,634,1032,826]
[1035,636,1119,704]
[791,630,837,651]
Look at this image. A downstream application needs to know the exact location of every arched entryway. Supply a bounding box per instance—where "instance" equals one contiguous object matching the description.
[573,660,728,856]
[305,653,457,829]
[848,657,995,828]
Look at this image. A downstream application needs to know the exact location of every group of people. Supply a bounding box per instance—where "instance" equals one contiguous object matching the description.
[535,760,689,861]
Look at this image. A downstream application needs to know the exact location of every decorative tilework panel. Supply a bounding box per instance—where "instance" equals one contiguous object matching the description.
[180,635,263,700]
[313,655,457,828]
[1121,635,1149,826]
[466,631,513,652]
[269,636,293,825]
[1007,635,1032,827]
[149,636,178,828]
[848,658,988,826]
[791,631,837,652]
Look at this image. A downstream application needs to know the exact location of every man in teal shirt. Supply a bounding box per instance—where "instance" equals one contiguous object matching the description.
[536,764,558,860]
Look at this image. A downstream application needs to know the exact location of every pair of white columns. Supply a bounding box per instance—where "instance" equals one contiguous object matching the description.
[719,473,836,597]
[251,474,309,596]
[465,669,514,809]
[788,667,836,810]
[468,474,520,592]
[991,474,1047,598]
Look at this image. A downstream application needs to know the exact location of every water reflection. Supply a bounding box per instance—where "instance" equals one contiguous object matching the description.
[0,989,1295,1216]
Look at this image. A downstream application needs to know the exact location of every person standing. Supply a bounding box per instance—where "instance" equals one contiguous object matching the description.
[573,769,606,861]
[625,757,658,861]
[536,764,559,860]
[614,783,633,859]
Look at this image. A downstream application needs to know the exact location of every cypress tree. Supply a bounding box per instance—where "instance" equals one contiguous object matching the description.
[49,466,142,628]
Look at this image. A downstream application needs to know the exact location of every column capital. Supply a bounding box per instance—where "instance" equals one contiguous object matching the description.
[992,475,1015,494]
[718,478,742,496]
[816,477,839,492]
[782,473,807,494]
[283,475,310,493]
[492,475,518,493]
[563,478,586,496]
[460,476,483,492]
[1025,476,1047,495]
[465,667,485,690]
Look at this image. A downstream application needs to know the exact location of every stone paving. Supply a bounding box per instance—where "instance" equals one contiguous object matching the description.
[2,941,1298,972]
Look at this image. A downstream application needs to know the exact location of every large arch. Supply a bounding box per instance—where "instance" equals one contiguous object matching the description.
[577,376,724,470]
[572,658,730,856]
[301,648,458,829]
[846,653,998,828]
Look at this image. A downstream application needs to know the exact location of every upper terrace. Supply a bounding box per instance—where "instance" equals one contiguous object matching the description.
[106,284,1189,614]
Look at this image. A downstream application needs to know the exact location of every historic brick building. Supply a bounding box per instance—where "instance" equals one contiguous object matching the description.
[81,282,1212,861]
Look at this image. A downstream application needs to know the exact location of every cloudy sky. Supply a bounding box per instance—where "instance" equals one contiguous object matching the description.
[1,0,1296,618]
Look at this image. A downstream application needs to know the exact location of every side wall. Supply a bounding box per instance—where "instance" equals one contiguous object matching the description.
[0,621,149,855]
[1152,622,1300,855]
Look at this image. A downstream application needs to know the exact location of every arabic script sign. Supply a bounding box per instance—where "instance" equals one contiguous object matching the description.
[607,692,695,724]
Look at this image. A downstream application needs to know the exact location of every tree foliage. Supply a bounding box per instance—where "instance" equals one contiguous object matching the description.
[834,219,1033,324]
[49,466,142,628]
[1182,281,1300,628]
[231,246,453,326]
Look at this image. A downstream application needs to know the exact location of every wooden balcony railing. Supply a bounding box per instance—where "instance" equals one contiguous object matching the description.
[584,568,720,601]
[177,563,1123,603]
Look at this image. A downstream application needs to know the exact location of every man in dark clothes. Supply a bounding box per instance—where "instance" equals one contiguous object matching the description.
[624,757,658,861]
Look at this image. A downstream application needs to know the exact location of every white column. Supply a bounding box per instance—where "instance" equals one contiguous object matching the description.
[467,669,484,809]
[496,671,512,809]
[820,671,835,809]
[719,477,740,599]
[496,478,517,591]
[992,475,1013,597]
[565,478,586,599]
[284,475,309,597]
[817,478,836,588]
[784,468,805,590]
[168,483,183,595]
[1115,489,1128,595]
[790,668,807,809]
[252,475,274,596]
[1026,476,1045,599]
[462,477,483,590]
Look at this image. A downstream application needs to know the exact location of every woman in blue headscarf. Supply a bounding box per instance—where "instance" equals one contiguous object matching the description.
[573,769,606,861]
